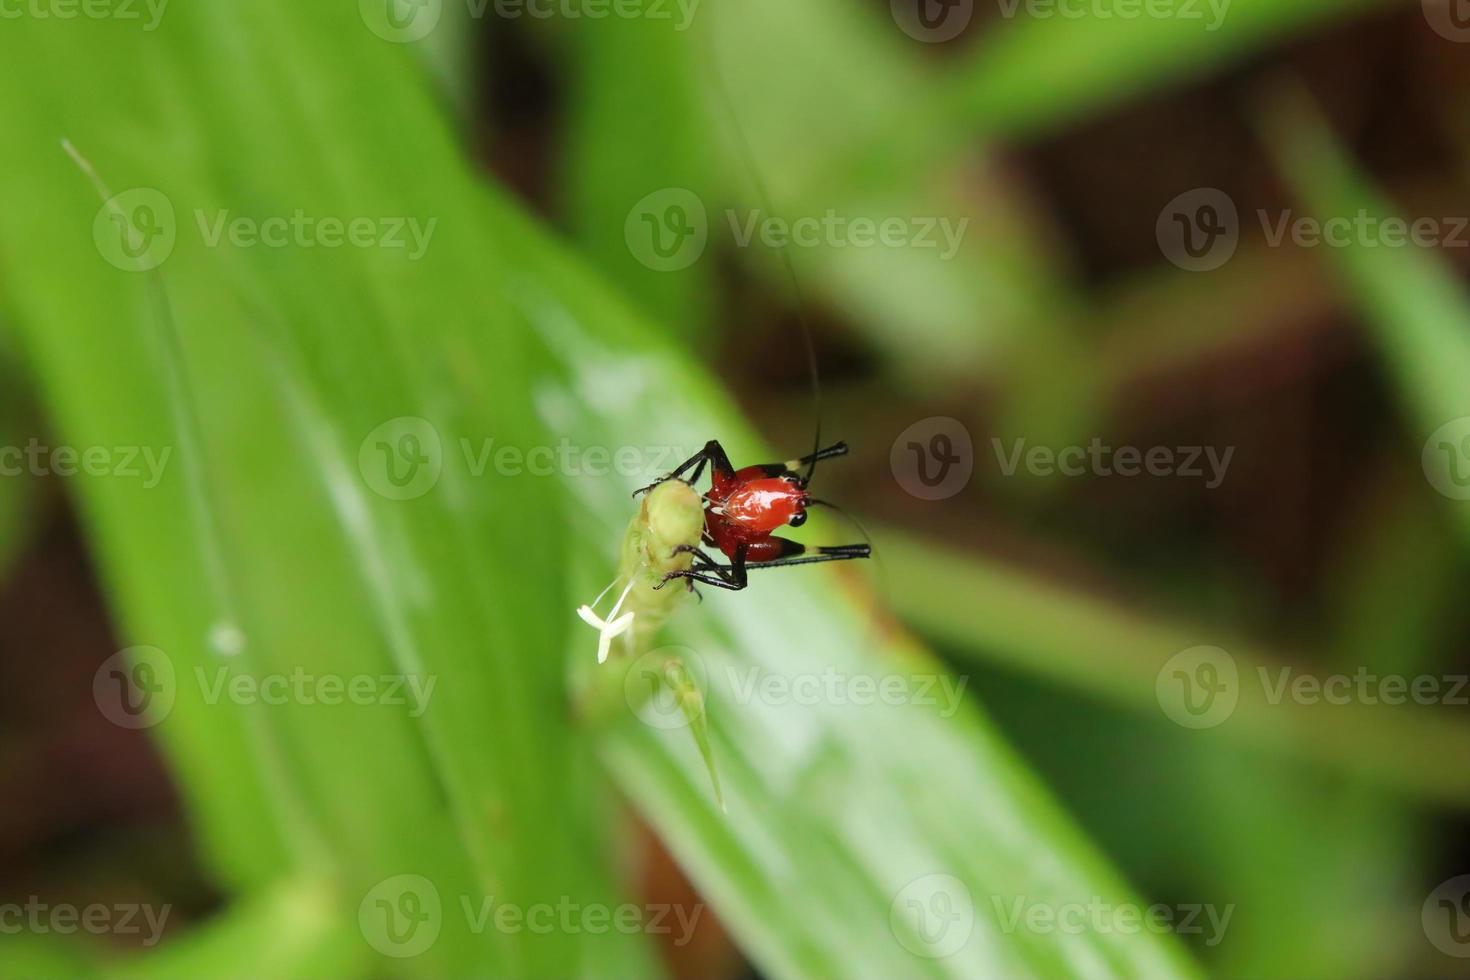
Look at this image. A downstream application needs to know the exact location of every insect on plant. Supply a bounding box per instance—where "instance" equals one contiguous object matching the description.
[575,435,872,664]
[572,33,872,809]
[575,29,875,666]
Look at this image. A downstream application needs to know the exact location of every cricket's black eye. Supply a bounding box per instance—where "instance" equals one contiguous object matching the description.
[789,510,807,528]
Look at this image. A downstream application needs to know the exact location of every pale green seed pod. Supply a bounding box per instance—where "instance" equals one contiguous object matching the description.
[576,479,724,809]
[618,479,704,652]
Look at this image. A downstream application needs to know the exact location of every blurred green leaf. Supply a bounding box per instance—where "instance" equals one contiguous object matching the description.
[0,6,648,976]
[958,0,1396,140]
[879,525,1470,807]
[560,5,718,336]
[1266,89,1470,545]
[107,876,365,980]
[0,3,1210,978]
[520,239,1196,976]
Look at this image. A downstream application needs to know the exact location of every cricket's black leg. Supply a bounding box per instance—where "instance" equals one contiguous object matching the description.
[633,440,736,496]
[793,441,850,469]
[746,441,851,479]
[744,542,872,570]
[661,543,749,591]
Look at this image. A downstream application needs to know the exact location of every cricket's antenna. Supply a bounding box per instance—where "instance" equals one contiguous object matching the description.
[702,18,824,489]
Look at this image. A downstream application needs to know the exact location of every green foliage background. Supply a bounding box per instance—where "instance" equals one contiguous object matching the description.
[0,0,1465,978]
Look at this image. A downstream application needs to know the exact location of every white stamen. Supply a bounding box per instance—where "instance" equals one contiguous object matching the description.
[577,578,638,664]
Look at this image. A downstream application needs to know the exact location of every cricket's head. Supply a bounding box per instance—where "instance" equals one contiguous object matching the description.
[642,479,704,560]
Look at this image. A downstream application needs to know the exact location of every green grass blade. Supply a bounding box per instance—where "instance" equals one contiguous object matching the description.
[0,7,652,976]
[0,4,1204,977]
[1264,89,1470,545]
[511,216,1198,977]
[957,0,1396,140]
[878,525,1470,807]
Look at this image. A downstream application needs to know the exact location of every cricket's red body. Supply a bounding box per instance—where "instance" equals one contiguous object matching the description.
[705,469,808,561]
[636,439,868,592]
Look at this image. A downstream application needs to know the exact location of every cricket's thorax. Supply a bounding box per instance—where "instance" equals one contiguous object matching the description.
[716,477,805,534]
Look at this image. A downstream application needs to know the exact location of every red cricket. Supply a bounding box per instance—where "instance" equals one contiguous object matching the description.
[637,439,871,592]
